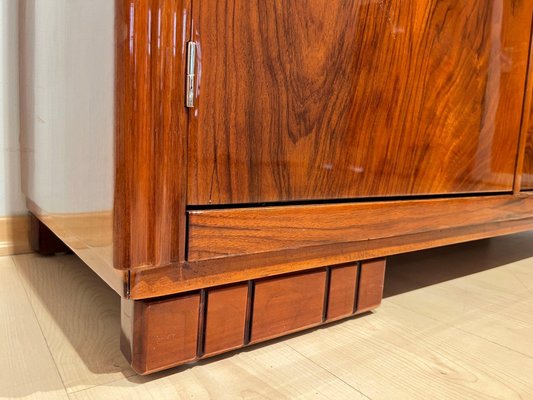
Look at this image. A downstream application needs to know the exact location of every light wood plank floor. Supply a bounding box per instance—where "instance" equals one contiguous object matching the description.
[1,232,532,399]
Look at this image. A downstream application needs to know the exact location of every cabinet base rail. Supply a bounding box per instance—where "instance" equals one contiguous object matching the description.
[120,259,386,375]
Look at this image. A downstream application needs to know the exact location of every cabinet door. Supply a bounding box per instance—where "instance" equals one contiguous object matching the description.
[188,0,533,205]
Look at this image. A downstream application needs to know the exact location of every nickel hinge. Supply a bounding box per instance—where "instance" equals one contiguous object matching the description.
[186,41,197,108]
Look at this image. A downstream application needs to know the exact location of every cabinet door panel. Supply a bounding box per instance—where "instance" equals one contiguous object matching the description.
[188,0,533,205]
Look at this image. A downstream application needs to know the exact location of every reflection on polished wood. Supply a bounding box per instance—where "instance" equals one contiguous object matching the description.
[26,203,124,295]
[188,195,533,261]
[188,0,533,205]
[130,194,533,300]
[114,0,190,271]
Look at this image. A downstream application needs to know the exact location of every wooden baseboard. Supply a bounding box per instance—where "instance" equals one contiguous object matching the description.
[0,215,31,256]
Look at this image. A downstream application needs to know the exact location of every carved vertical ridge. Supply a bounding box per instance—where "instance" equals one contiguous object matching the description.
[115,0,190,270]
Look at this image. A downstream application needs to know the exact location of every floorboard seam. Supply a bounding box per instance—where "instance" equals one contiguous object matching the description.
[11,255,71,394]
[285,343,374,400]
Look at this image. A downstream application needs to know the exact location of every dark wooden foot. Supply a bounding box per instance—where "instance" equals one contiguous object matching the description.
[29,213,71,256]
[121,258,386,375]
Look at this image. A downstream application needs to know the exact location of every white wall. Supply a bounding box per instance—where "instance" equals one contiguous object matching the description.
[19,0,114,214]
[1,0,114,218]
[0,0,26,216]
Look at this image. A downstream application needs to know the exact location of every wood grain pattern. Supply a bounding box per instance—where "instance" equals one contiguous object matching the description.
[125,293,200,374]
[0,256,70,399]
[15,254,134,392]
[188,0,533,205]
[357,259,386,313]
[203,284,248,357]
[250,271,327,344]
[326,264,358,321]
[114,0,190,270]
[291,298,533,400]
[188,195,533,261]
[18,0,533,381]
[132,200,533,299]
[122,263,385,373]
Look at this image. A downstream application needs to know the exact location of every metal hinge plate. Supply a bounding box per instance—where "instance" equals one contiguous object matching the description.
[186,41,197,108]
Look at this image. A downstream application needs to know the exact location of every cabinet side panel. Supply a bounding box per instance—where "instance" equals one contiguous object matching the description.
[19,1,116,276]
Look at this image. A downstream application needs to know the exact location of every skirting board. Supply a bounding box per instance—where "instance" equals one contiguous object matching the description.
[0,215,31,256]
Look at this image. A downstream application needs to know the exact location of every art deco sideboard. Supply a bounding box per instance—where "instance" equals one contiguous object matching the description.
[19,0,533,374]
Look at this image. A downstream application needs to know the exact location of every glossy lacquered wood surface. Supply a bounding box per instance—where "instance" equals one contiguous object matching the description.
[188,195,533,261]
[203,284,248,357]
[26,203,125,295]
[250,270,327,344]
[188,0,533,205]
[130,194,533,299]
[115,0,190,270]
[121,262,387,374]
[326,264,359,321]
[357,259,387,313]
[121,293,200,374]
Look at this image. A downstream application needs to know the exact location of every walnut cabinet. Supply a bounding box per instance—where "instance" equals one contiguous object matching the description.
[19,0,533,374]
